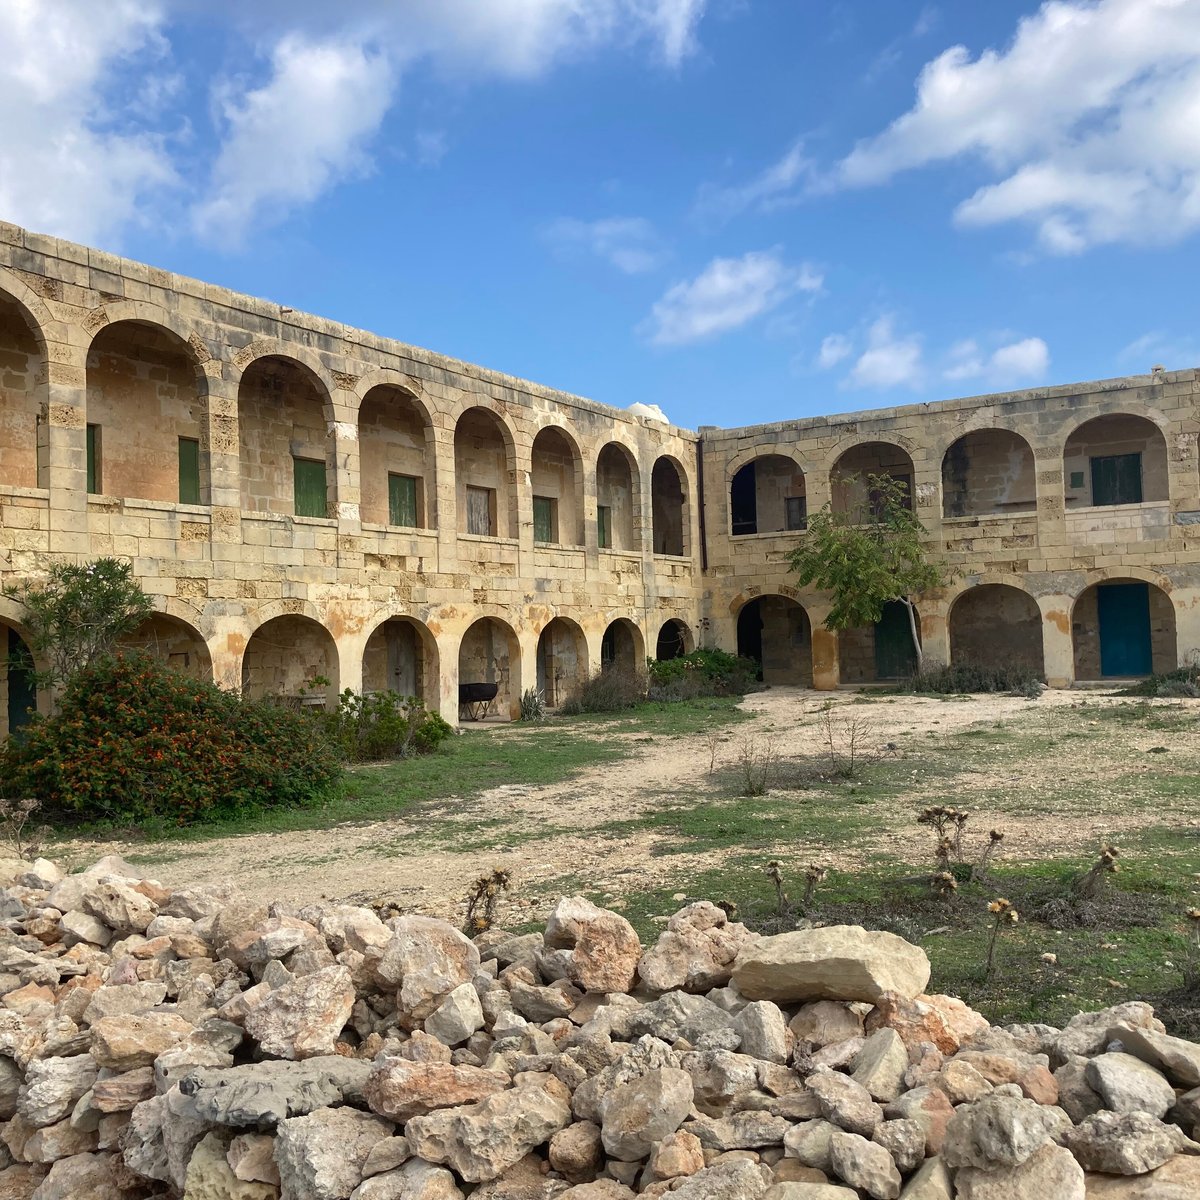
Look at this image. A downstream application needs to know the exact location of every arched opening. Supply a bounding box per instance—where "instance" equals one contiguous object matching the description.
[831,442,916,516]
[535,618,587,706]
[86,321,203,503]
[949,585,1044,674]
[0,290,47,490]
[1,623,36,740]
[458,617,520,721]
[838,601,923,683]
[363,617,439,710]
[121,614,213,681]
[596,444,639,551]
[531,428,583,547]
[241,615,338,705]
[655,619,693,661]
[454,408,514,539]
[941,430,1036,519]
[730,455,806,536]
[601,619,644,674]
[239,357,331,517]
[1072,580,1176,680]
[736,596,813,685]
[358,385,433,529]
[1064,415,1168,509]
[651,457,687,556]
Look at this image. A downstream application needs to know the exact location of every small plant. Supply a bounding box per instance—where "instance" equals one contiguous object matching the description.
[918,805,969,864]
[0,798,41,861]
[902,661,1045,697]
[322,690,451,762]
[736,736,777,796]
[559,666,647,714]
[1072,844,1120,899]
[932,871,958,901]
[647,648,758,701]
[971,829,1006,884]
[519,687,548,722]
[1184,908,1200,990]
[705,730,721,774]
[821,706,874,780]
[766,861,789,917]
[801,863,827,911]
[463,868,512,936]
[984,897,1020,981]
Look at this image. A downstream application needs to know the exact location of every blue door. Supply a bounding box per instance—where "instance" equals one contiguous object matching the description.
[1097,583,1152,677]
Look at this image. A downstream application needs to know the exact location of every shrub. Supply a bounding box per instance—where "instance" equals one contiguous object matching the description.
[901,661,1045,697]
[321,689,453,762]
[647,648,758,700]
[559,665,648,715]
[1122,664,1200,698]
[519,688,548,722]
[0,653,342,824]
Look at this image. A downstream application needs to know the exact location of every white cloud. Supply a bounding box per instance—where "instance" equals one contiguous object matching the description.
[693,141,813,225]
[543,216,667,274]
[836,0,1200,253]
[628,401,671,423]
[0,0,179,245]
[643,250,823,346]
[846,317,923,389]
[1119,330,1200,370]
[944,336,1049,385]
[817,333,854,369]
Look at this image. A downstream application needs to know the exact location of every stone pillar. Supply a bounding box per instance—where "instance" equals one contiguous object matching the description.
[432,424,458,569]
[807,601,840,690]
[204,372,244,554]
[920,595,951,669]
[43,335,90,559]
[329,385,360,526]
[1039,594,1075,687]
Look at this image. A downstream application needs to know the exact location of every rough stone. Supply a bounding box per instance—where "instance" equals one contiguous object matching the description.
[363,1059,510,1121]
[853,1028,909,1103]
[544,898,642,995]
[243,964,355,1059]
[638,903,756,994]
[1064,1110,1191,1175]
[1086,1052,1175,1119]
[376,917,481,1024]
[805,1067,883,1136]
[600,1068,693,1161]
[942,1095,1071,1170]
[274,1107,393,1200]
[183,1132,276,1200]
[954,1142,1084,1200]
[828,1131,901,1200]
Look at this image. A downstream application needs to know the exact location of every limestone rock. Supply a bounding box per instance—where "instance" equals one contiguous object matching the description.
[637,903,756,994]
[828,1130,901,1200]
[90,1012,194,1070]
[227,1133,280,1186]
[1109,1025,1200,1088]
[805,1066,883,1136]
[243,964,354,1059]
[275,1107,393,1200]
[1064,1111,1191,1175]
[897,1156,953,1200]
[668,1159,770,1199]
[646,1130,704,1182]
[1086,1052,1175,1119]
[942,1095,1071,1170]
[376,918,481,1024]
[550,1121,604,1182]
[350,1158,465,1200]
[183,1132,276,1200]
[81,877,158,935]
[544,897,642,995]
[683,1112,792,1152]
[1082,1156,1200,1199]
[17,1056,98,1127]
[1052,1002,1163,1063]
[763,1185,856,1200]
[853,1028,909,1103]
[27,1152,126,1200]
[736,1002,790,1065]
[424,984,484,1047]
[783,1121,840,1172]
[954,1142,1083,1200]
[599,1067,693,1161]
[872,1119,926,1174]
[362,1059,510,1122]
[789,1002,865,1048]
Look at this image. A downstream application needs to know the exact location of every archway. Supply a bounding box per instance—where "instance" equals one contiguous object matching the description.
[838,601,923,683]
[941,430,1036,518]
[455,408,515,538]
[458,617,521,721]
[831,442,915,516]
[86,321,203,503]
[1072,580,1175,679]
[531,428,583,546]
[736,596,813,685]
[601,619,644,674]
[0,623,36,740]
[239,357,331,517]
[0,289,47,490]
[651,457,687,556]
[1063,415,1168,509]
[596,444,639,551]
[535,618,587,706]
[363,617,439,709]
[655,619,693,661]
[358,385,433,529]
[121,613,213,681]
[241,615,338,704]
[949,585,1044,674]
[730,455,806,535]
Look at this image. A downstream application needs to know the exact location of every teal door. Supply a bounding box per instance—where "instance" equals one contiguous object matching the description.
[874,601,918,680]
[5,629,36,737]
[1097,583,1152,677]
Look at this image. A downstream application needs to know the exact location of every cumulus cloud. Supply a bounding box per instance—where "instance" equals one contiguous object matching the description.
[846,317,924,389]
[628,401,671,423]
[543,216,667,274]
[817,333,854,370]
[643,250,822,346]
[944,336,1050,384]
[0,0,179,245]
[835,0,1200,253]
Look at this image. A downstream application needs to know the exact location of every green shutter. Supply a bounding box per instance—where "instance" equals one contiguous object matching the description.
[388,473,418,527]
[85,424,99,494]
[293,457,328,517]
[597,505,611,549]
[178,437,201,505]
[533,496,554,544]
[1091,453,1142,506]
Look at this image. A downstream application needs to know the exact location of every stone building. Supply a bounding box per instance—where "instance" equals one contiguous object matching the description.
[1,220,1197,736]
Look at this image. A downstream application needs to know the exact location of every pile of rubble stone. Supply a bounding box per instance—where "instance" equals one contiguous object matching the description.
[0,854,1198,1199]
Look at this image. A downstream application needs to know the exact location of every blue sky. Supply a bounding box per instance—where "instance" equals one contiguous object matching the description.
[2,0,1199,429]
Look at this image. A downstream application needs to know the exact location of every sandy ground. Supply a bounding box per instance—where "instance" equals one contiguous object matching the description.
[54,686,1200,923]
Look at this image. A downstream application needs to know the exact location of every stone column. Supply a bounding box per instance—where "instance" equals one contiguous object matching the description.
[807,601,840,690]
[1039,594,1075,687]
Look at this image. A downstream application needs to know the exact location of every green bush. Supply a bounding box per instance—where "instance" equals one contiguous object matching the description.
[559,666,648,714]
[1121,664,1200,698]
[901,661,1045,696]
[647,648,758,700]
[321,689,453,761]
[0,653,342,824]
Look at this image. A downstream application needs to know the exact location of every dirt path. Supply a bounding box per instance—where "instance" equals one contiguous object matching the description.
[54,687,1200,923]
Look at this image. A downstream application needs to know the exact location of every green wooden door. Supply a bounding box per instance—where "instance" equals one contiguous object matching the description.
[293,458,327,517]
[178,437,201,504]
[1091,453,1142,506]
[388,474,417,527]
[874,601,917,680]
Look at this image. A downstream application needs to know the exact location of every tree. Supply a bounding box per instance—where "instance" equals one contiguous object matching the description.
[2,558,155,692]
[787,473,947,670]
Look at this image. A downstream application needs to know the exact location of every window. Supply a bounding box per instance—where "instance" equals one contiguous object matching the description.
[86,424,100,495]
[466,485,494,536]
[178,437,201,505]
[1091,453,1142,506]
[388,473,418,527]
[293,457,327,518]
[597,505,612,549]
[785,495,807,530]
[533,495,557,544]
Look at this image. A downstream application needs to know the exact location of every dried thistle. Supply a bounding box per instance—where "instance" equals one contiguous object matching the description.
[984,897,1020,981]
[932,871,958,901]
[0,798,41,862]
[1073,844,1121,900]
[801,863,827,910]
[463,868,511,937]
[1184,907,1200,989]
[766,861,789,918]
[971,829,1005,884]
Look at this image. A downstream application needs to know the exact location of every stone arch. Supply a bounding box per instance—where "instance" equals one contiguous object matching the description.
[0,268,56,345]
[85,319,207,503]
[1063,413,1169,508]
[831,441,916,515]
[240,612,339,705]
[358,382,436,529]
[596,442,641,552]
[531,424,584,547]
[121,611,214,681]
[0,286,49,489]
[730,454,807,536]
[535,616,587,706]
[455,406,517,538]
[941,428,1037,518]
[735,594,813,685]
[655,618,693,660]
[601,618,645,674]
[949,584,1044,675]
[238,355,333,517]
[230,339,332,399]
[458,615,521,721]
[362,613,440,710]
[839,601,924,683]
[1071,578,1176,680]
[651,455,689,556]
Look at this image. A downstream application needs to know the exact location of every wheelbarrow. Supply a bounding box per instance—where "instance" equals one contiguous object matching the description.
[458,681,500,721]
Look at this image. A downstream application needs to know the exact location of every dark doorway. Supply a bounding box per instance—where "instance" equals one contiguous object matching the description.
[874,601,917,680]
[5,628,36,737]
[1097,582,1152,676]
[656,620,689,660]
[737,601,764,680]
[730,465,757,535]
